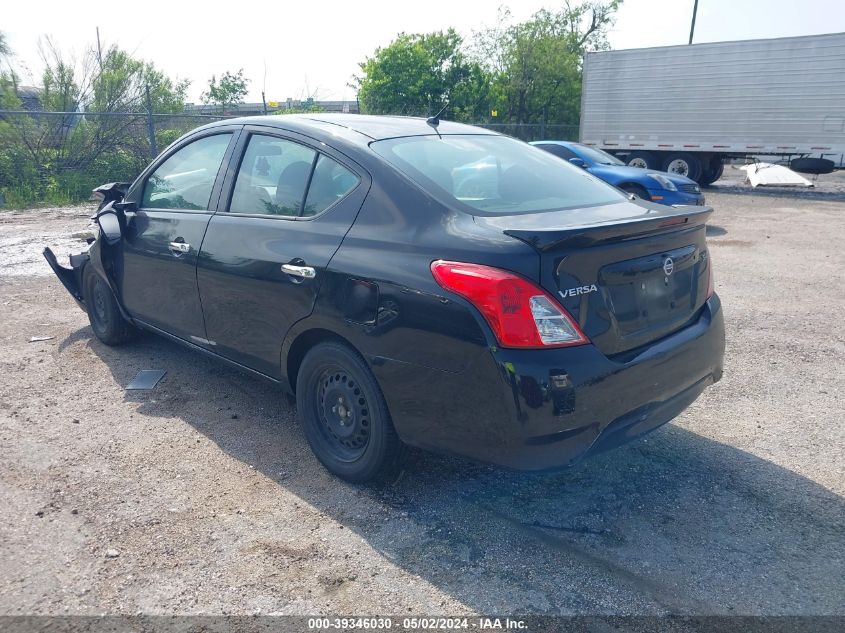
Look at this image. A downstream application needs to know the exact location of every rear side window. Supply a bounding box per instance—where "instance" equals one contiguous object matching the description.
[230,135,317,216]
[302,155,359,217]
[371,135,622,215]
[230,134,358,217]
[142,134,232,210]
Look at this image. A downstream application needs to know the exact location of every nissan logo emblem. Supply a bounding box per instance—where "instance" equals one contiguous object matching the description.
[663,257,674,276]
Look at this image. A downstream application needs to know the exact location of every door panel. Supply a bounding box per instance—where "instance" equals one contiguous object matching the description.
[120,211,213,339]
[196,131,369,377]
[120,131,237,342]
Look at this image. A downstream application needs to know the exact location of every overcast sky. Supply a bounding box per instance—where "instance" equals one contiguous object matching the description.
[4,0,845,104]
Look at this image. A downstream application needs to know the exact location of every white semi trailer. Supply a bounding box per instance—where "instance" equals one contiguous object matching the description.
[580,32,845,184]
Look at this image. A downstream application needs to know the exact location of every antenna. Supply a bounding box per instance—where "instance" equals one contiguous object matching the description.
[426,103,449,127]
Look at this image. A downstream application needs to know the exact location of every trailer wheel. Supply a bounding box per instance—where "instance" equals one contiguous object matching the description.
[699,158,724,186]
[662,153,702,182]
[626,151,659,170]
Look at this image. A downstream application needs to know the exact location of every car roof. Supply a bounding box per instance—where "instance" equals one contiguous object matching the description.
[531,140,581,149]
[201,113,497,145]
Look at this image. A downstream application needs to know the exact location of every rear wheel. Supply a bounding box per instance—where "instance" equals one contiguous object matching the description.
[296,342,405,482]
[662,153,703,182]
[626,151,659,170]
[82,265,138,346]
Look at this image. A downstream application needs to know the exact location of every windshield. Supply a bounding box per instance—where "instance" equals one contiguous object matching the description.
[371,135,623,215]
[574,144,626,166]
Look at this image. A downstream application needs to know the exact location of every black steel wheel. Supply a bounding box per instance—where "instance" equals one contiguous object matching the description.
[82,264,138,346]
[296,341,405,482]
[317,367,371,460]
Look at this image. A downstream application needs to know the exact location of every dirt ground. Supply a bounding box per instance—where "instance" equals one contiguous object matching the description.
[1,172,843,617]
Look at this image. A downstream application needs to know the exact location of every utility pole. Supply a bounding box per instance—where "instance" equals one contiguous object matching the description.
[261,91,268,115]
[688,0,699,45]
[96,27,103,70]
[145,84,158,159]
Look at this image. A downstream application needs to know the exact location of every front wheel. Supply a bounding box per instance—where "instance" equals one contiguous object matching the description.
[82,265,139,346]
[296,342,405,482]
[620,183,651,200]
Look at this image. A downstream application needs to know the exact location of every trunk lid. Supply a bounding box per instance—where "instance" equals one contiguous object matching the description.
[475,200,714,356]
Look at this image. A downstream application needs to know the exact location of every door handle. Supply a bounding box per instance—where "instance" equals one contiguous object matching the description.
[169,241,191,254]
[281,263,316,279]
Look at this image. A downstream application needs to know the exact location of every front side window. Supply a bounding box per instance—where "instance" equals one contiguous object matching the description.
[371,135,623,215]
[142,134,232,210]
[229,135,317,216]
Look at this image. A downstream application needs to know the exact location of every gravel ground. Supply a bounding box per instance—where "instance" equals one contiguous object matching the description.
[0,178,843,617]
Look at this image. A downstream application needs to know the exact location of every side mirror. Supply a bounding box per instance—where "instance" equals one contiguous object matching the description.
[569,157,587,169]
[95,202,123,245]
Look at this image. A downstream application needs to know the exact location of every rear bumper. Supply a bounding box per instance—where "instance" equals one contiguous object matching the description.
[377,294,725,470]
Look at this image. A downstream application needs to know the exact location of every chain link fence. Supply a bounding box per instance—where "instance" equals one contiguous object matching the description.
[0,111,233,208]
[0,109,578,208]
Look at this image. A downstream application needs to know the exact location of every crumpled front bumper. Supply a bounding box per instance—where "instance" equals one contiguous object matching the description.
[43,247,89,312]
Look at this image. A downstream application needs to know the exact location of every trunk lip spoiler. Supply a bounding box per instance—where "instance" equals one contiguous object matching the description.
[501,205,713,251]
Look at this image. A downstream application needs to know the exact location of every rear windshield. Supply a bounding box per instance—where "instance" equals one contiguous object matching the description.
[371,134,623,214]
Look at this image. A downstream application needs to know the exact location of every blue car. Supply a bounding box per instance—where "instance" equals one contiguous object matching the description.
[532,141,705,206]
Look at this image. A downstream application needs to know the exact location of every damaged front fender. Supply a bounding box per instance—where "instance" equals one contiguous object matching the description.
[43,199,131,319]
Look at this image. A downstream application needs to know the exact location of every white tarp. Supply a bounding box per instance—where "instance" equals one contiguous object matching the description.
[739,162,814,187]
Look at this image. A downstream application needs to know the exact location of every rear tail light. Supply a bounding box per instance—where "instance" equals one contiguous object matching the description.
[430,260,589,349]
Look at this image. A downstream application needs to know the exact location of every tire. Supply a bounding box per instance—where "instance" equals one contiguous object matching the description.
[662,153,703,182]
[626,151,659,170]
[296,341,405,482]
[790,157,834,175]
[82,264,138,346]
[699,158,724,186]
[620,183,650,200]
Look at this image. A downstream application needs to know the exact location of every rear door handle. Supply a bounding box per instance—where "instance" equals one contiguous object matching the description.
[169,241,191,255]
[281,263,316,279]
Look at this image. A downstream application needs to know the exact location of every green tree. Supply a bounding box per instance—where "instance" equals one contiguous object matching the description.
[201,69,249,110]
[473,1,622,124]
[88,47,189,114]
[353,29,491,121]
[0,31,21,108]
[0,32,11,60]
[1,37,191,206]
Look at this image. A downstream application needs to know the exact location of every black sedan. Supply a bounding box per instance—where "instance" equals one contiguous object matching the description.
[45,114,725,482]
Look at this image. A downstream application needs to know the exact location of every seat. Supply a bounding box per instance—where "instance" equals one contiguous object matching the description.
[274,161,312,215]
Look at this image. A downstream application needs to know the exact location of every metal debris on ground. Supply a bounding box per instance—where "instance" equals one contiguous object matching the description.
[126,369,167,390]
[739,163,814,188]
[28,335,54,342]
